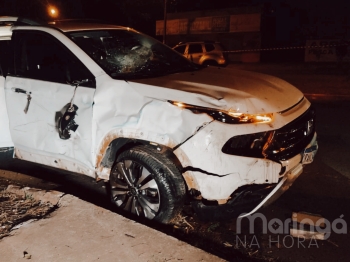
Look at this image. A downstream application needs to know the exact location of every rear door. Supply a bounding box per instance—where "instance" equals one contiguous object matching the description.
[4,30,96,174]
[186,43,204,64]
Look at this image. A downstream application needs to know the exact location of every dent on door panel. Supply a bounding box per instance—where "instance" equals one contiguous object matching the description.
[5,76,95,175]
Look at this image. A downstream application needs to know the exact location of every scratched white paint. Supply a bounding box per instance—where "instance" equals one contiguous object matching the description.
[92,74,213,176]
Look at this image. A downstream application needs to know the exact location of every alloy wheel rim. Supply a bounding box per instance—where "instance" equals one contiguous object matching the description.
[110,160,160,219]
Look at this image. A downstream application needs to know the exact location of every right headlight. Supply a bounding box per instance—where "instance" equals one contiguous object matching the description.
[168,101,273,124]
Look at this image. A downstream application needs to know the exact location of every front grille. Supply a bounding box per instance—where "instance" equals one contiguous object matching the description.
[264,107,315,161]
[222,107,316,161]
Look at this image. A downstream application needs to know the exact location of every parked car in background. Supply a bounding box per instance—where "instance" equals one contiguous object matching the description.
[173,41,227,66]
[0,17,318,224]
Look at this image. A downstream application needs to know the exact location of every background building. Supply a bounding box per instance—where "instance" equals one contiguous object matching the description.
[156,6,263,62]
[156,2,350,63]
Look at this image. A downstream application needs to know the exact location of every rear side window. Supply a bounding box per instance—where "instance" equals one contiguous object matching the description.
[188,44,203,54]
[204,44,215,52]
[0,40,13,76]
[12,31,95,87]
[174,45,186,54]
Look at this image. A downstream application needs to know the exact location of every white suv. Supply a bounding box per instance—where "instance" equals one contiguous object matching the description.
[0,17,318,224]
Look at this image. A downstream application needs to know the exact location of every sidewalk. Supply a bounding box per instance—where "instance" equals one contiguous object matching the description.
[0,191,223,262]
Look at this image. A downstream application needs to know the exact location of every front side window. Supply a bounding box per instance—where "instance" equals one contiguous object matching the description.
[68,29,199,80]
[13,31,94,87]
[174,45,186,55]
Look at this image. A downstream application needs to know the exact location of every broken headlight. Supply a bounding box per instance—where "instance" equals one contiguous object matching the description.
[168,101,273,124]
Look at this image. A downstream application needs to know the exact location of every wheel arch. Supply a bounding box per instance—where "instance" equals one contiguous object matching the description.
[98,137,184,176]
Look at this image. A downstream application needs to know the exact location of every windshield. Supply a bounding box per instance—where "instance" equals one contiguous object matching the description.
[68,29,199,79]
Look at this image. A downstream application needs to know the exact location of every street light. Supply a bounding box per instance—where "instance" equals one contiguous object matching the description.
[48,6,58,18]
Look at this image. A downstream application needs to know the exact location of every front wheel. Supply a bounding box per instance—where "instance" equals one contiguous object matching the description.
[108,145,186,224]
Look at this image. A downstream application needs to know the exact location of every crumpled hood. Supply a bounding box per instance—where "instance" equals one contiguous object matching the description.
[129,67,304,114]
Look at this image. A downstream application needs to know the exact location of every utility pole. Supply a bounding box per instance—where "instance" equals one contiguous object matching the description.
[163,0,167,44]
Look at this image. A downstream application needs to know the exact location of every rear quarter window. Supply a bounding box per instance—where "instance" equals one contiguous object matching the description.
[204,44,215,52]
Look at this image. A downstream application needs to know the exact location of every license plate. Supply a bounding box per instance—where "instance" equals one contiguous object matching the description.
[302,145,318,164]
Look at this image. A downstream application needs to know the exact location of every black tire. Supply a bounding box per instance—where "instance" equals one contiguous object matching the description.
[109,145,186,224]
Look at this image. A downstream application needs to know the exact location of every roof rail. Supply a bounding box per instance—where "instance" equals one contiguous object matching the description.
[0,16,41,26]
[48,18,110,25]
[17,17,41,26]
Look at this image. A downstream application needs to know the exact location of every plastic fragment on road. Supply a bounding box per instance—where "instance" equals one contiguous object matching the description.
[290,211,327,240]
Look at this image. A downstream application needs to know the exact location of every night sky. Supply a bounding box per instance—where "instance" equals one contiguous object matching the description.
[1,0,349,37]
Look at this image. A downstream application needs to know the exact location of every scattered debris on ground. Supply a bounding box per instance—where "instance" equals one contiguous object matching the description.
[171,211,278,261]
[290,212,326,240]
[0,186,58,240]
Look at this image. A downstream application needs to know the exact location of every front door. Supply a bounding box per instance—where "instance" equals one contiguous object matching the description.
[5,30,96,175]
[186,43,204,64]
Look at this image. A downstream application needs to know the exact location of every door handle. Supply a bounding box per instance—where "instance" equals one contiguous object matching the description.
[11,87,32,114]
[11,87,31,95]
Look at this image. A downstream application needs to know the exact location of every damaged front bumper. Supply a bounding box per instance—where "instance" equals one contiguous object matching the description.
[191,133,318,221]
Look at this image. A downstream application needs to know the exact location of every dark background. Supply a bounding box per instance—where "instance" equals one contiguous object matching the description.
[1,0,349,38]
